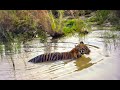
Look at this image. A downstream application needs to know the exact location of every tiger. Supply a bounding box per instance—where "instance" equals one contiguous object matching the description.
[76,41,90,55]
[28,41,90,63]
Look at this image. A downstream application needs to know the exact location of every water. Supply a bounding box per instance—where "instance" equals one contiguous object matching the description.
[0,30,120,80]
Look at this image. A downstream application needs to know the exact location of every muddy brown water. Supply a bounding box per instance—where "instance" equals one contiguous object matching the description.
[0,30,120,80]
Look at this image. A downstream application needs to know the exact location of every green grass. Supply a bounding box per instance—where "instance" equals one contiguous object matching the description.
[87,10,111,25]
[62,19,91,35]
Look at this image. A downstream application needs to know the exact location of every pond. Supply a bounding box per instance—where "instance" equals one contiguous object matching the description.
[0,30,120,80]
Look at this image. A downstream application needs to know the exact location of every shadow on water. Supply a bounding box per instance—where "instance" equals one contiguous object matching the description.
[74,55,104,72]
[75,55,93,71]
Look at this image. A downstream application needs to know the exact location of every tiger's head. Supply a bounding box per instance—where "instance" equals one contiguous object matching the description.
[75,41,90,55]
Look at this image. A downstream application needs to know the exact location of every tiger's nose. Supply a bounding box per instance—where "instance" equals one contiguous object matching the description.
[80,50,84,54]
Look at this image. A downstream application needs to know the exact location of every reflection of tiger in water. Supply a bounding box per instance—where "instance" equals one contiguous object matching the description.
[28,41,90,63]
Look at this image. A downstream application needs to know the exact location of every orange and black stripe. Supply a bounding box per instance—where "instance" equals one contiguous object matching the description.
[28,52,73,63]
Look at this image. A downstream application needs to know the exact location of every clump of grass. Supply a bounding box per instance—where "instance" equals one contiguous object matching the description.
[87,10,111,25]
[95,10,110,24]
[62,19,76,35]
[48,10,64,32]
[62,18,91,35]
[0,10,48,43]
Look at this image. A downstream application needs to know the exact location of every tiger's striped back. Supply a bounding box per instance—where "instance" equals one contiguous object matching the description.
[28,52,72,63]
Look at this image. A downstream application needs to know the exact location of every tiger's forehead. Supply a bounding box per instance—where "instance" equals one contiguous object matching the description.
[77,44,87,48]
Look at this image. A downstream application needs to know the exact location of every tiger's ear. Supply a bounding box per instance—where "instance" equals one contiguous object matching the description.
[80,41,84,44]
[74,45,77,49]
[75,45,79,50]
[75,45,78,48]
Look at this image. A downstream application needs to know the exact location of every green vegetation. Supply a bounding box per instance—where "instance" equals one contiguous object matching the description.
[87,10,111,24]
[49,10,64,32]
[0,10,120,45]
[63,18,91,35]
[49,10,92,36]
[0,10,49,43]
[88,10,120,30]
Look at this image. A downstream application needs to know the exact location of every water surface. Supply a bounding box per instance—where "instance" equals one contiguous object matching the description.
[0,30,120,80]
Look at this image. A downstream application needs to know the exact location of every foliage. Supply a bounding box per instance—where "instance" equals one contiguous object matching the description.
[48,10,64,32]
[63,18,91,35]
[0,10,47,43]
[87,10,111,25]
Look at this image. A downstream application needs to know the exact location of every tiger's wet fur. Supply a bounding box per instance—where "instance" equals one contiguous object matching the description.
[28,41,90,63]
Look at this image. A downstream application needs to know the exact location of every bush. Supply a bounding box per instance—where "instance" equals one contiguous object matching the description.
[62,18,90,35]
[87,10,110,25]
[0,10,47,43]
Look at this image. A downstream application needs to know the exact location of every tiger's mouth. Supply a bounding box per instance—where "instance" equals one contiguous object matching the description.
[79,50,90,55]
